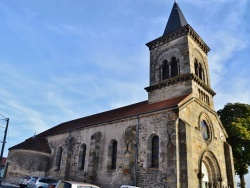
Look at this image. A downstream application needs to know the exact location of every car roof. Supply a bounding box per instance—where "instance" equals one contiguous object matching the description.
[58,180,98,187]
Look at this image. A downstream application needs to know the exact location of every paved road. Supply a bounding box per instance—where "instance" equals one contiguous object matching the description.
[0,186,17,188]
[0,184,19,188]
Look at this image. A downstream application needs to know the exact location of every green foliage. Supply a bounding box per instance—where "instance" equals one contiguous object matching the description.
[218,103,250,187]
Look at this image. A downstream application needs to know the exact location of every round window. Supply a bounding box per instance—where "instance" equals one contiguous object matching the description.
[201,120,209,140]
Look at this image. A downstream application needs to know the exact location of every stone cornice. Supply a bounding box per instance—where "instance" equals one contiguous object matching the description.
[187,25,210,54]
[146,25,210,54]
[144,73,216,96]
[192,74,216,96]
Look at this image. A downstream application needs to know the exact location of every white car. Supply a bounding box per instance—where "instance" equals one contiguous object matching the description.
[120,186,140,188]
[55,180,100,188]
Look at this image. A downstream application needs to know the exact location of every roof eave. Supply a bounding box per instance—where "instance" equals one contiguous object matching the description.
[146,25,210,54]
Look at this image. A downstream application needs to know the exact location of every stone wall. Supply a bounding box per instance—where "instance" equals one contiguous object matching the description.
[188,35,215,109]
[136,109,179,188]
[179,98,234,188]
[4,149,50,185]
[40,108,183,188]
[46,118,138,188]
[147,35,192,103]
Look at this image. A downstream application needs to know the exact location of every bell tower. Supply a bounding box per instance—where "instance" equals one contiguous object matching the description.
[145,2,216,109]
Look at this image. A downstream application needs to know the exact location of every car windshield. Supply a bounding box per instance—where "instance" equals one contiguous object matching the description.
[48,179,57,183]
[57,181,71,188]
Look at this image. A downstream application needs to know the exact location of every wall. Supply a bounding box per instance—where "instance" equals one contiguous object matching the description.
[45,108,181,188]
[4,149,50,184]
[136,108,179,188]
[179,98,235,187]
[147,35,192,103]
[46,118,138,188]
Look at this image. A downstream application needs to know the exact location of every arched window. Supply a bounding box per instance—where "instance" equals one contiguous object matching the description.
[111,141,117,169]
[195,59,199,76]
[161,57,179,81]
[199,64,203,81]
[151,136,159,168]
[162,60,169,80]
[194,59,207,84]
[171,57,178,77]
[55,147,62,171]
[107,140,117,170]
[77,144,86,170]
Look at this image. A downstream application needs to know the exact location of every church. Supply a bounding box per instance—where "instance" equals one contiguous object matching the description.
[4,2,236,188]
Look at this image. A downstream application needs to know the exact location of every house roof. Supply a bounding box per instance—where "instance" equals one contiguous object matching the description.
[163,2,188,36]
[9,137,51,154]
[37,95,188,137]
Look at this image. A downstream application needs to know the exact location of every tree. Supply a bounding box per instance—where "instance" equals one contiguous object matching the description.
[217,103,250,188]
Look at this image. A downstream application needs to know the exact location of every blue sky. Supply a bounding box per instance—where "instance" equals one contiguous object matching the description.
[0,0,249,185]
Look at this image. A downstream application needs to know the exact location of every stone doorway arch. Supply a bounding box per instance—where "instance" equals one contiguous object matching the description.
[198,151,223,188]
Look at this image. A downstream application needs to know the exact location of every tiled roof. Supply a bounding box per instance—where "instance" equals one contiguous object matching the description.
[9,137,51,154]
[37,95,188,137]
[163,2,188,36]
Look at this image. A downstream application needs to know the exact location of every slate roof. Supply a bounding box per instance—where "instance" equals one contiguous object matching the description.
[37,95,188,137]
[9,136,51,154]
[163,2,188,35]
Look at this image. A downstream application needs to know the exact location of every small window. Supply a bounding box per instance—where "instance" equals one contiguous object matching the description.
[151,136,159,168]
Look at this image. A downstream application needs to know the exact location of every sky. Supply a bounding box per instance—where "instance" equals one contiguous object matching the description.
[0,0,249,185]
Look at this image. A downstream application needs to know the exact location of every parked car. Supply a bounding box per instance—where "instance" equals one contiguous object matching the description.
[19,176,39,188]
[55,180,100,188]
[27,177,58,188]
[120,186,140,188]
[48,184,57,188]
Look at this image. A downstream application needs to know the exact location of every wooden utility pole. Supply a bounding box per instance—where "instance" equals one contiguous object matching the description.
[0,117,9,167]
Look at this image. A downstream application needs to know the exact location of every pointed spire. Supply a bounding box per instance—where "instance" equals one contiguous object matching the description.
[163,2,188,35]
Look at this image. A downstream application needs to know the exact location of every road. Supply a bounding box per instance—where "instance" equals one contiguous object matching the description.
[0,186,17,188]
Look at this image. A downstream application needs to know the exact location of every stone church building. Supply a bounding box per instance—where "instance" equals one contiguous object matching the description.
[4,2,236,188]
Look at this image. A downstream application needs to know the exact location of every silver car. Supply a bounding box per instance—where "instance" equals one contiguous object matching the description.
[19,176,38,188]
[27,177,58,188]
